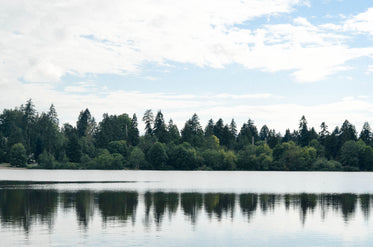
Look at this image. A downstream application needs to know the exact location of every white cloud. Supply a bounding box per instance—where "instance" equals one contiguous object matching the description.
[0,0,306,84]
[344,8,373,35]
[2,0,373,84]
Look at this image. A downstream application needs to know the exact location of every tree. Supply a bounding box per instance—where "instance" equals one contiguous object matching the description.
[21,99,36,154]
[339,120,357,144]
[167,143,197,170]
[143,109,154,136]
[319,122,329,145]
[167,119,180,143]
[181,113,204,147]
[205,119,214,137]
[129,114,140,146]
[213,118,224,142]
[66,132,82,163]
[359,122,372,146]
[340,140,363,170]
[153,111,168,143]
[147,142,168,169]
[282,129,292,143]
[108,140,128,158]
[259,125,270,141]
[77,109,95,138]
[237,119,259,149]
[128,147,147,169]
[298,116,309,147]
[9,143,27,167]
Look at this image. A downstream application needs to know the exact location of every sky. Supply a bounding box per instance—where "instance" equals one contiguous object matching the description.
[1,0,373,134]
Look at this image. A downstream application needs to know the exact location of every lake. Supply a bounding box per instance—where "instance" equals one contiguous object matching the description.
[1,170,373,246]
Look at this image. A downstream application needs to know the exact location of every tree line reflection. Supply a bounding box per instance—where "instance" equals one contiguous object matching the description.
[1,189,372,232]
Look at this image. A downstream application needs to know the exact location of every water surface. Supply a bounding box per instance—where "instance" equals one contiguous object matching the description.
[1,170,373,246]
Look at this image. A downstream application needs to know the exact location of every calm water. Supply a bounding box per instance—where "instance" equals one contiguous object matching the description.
[1,171,373,246]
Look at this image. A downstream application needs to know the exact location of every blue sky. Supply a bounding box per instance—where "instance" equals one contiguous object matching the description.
[1,0,373,133]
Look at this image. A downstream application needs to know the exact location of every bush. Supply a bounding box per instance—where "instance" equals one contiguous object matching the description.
[9,143,27,167]
[128,147,148,169]
[38,150,57,169]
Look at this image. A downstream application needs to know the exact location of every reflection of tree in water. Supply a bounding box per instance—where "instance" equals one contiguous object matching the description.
[97,191,138,224]
[60,191,95,228]
[181,193,203,225]
[239,193,257,222]
[1,189,372,232]
[0,189,58,232]
[259,194,279,214]
[204,193,235,220]
[299,194,317,225]
[359,194,371,220]
[152,192,179,225]
[319,194,357,222]
[144,192,152,228]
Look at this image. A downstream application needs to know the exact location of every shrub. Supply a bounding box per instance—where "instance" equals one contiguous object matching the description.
[9,143,27,167]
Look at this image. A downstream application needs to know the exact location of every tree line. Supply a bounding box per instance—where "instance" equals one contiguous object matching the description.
[1,99,373,171]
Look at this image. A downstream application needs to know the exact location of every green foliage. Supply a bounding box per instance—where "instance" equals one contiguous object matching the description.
[2,100,373,171]
[340,140,373,171]
[311,158,342,171]
[128,147,148,169]
[108,140,128,158]
[94,153,125,169]
[167,143,197,170]
[66,133,82,163]
[204,135,220,150]
[147,142,168,169]
[38,150,56,169]
[9,143,27,167]
[202,149,223,170]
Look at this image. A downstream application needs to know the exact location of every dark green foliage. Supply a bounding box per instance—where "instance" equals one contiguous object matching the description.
[181,114,204,147]
[205,119,214,137]
[0,133,6,163]
[9,143,27,167]
[147,142,168,169]
[108,140,128,158]
[298,116,309,147]
[359,122,372,146]
[339,120,357,144]
[237,119,258,150]
[1,100,373,171]
[95,113,133,148]
[77,109,95,138]
[340,140,373,171]
[167,119,180,144]
[153,111,168,143]
[143,109,154,136]
[66,133,82,163]
[38,150,56,169]
[129,114,140,146]
[95,152,125,169]
[128,147,148,169]
[167,143,197,170]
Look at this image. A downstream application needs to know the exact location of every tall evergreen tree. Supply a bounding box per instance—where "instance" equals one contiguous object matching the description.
[21,99,36,154]
[129,113,140,146]
[259,125,270,141]
[168,119,180,143]
[153,111,168,143]
[339,120,357,144]
[360,122,372,146]
[77,109,94,138]
[142,109,154,136]
[181,113,204,147]
[205,119,214,137]
[298,115,309,146]
[319,122,329,145]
